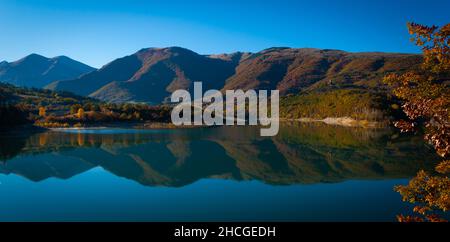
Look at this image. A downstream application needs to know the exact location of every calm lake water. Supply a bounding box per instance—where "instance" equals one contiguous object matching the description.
[0,123,439,221]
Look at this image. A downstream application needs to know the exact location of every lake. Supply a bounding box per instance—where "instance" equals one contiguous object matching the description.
[0,123,439,221]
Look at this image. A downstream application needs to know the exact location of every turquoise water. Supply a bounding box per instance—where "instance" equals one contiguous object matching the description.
[0,123,439,221]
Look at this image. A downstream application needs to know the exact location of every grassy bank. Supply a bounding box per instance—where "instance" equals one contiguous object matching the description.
[280,88,398,122]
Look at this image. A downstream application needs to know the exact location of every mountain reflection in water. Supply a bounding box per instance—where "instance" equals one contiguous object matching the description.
[0,123,438,187]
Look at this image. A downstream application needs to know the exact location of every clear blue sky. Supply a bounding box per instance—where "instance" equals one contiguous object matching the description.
[1,0,449,68]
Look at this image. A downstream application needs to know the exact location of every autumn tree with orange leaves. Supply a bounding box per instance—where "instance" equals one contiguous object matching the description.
[384,22,450,222]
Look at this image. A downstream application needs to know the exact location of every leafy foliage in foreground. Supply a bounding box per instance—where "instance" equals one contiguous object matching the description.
[384,22,450,222]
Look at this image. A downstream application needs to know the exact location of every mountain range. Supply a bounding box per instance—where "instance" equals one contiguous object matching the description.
[2,47,422,103]
[0,54,95,88]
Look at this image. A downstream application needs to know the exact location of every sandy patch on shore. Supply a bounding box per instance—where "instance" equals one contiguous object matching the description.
[281,117,382,128]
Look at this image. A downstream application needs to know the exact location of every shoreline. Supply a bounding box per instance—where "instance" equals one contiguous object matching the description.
[2,118,389,132]
[48,122,207,131]
[280,117,387,128]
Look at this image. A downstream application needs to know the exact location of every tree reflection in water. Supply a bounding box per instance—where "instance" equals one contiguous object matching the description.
[0,123,439,187]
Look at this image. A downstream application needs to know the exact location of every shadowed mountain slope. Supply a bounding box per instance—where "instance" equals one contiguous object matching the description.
[0,54,95,88]
[46,47,421,103]
[47,47,238,103]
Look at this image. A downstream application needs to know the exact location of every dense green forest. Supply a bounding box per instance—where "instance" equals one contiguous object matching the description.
[279,88,402,121]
